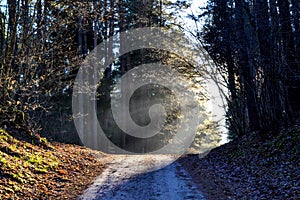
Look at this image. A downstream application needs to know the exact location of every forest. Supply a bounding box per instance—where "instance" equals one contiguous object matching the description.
[0,0,299,199]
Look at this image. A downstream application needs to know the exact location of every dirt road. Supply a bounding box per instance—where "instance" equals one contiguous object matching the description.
[78,155,205,200]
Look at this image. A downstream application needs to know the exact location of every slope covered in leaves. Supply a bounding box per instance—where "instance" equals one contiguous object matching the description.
[180,122,300,199]
[0,129,106,199]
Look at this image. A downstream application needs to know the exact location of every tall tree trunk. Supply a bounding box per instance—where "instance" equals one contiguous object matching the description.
[108,0,114,70]
[118,0,128,149]
[36,0,42,39]
[270,0,291,127]
[278,0,298,123]
[159,0,163,26]
[278,0,297,74]
[234,0,260,132]
[6,0,19,73]
[43,0,49,54]
[254,0,282,131]
[291,0,300,63]
[22,0,29,55]
[227,47,237,100]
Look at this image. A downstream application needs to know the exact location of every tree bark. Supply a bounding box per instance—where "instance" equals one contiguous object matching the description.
[234,0,260,132]
[291,0,300,63]
[278,0,297,74]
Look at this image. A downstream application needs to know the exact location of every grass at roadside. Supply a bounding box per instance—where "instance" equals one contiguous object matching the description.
[0,129,107,199]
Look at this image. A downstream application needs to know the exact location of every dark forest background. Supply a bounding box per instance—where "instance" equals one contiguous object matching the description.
[0,0,299,148]
[200,0,300,139]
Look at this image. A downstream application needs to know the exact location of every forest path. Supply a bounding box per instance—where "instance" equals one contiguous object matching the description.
[78,155,205,200]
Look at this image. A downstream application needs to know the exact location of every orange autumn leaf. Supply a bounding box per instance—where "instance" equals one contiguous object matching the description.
[57,169,68,175]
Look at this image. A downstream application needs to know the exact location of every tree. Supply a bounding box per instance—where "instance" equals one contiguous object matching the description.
[0,0,222,152]
[200,0,299,139]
